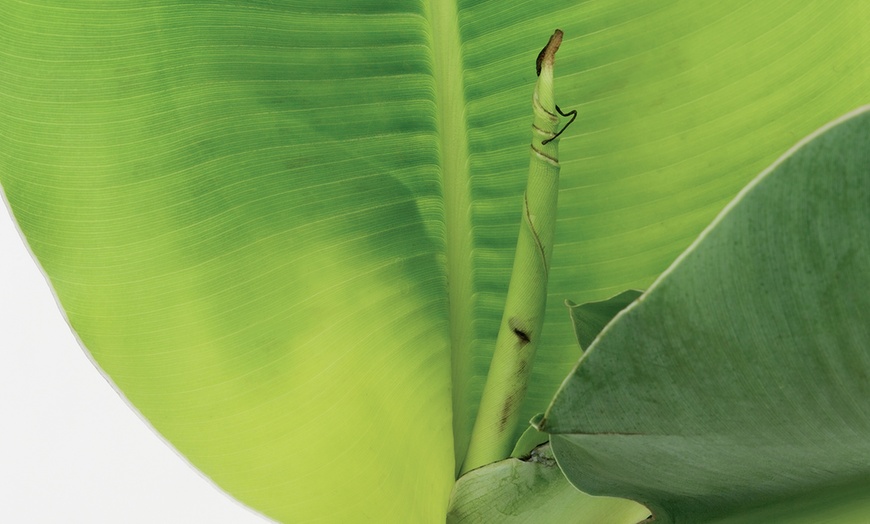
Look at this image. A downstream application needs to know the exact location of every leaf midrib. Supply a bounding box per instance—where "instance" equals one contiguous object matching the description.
[425,1,477,474]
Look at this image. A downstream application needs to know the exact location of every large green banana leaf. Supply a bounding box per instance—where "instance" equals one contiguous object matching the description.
[2,1,868,522]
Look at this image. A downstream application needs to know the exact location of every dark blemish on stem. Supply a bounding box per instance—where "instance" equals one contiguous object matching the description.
[513,328,530,344]
[542,105,578,145]
[499,394,516,431]
[517,358,527,376]
[509,316,531,346]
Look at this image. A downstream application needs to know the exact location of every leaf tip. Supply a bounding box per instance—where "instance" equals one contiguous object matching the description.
[536,29,564,76]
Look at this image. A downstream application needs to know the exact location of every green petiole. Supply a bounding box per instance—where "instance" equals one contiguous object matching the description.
[460,29,569,475]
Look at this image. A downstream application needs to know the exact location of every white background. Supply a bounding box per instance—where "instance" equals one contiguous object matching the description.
[0,201,271,523]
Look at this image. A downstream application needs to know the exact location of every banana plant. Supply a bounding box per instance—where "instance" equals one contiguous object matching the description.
[2,1,869,522]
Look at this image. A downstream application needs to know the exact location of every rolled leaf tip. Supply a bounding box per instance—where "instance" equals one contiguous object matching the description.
[536,29,563,76]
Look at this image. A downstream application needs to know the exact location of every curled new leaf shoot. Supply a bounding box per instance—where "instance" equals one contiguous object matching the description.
[460,29,570,475]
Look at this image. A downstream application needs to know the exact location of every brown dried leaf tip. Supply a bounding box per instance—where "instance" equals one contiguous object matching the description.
[535,29,564,76]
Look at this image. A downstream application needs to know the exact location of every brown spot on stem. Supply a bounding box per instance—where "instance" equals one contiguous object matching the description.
[513,328,530,344]
[509,317,532,346]
[536,29,564,76]
[499,394,516,431]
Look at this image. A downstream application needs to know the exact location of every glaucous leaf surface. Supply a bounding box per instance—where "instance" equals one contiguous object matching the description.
[543,107,870,523]
[2,1,869,521]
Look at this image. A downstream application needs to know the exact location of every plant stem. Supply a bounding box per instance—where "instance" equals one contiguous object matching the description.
[460,30,565,475]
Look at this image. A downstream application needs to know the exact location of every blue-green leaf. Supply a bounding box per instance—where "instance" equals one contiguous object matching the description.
[544,106,870,523]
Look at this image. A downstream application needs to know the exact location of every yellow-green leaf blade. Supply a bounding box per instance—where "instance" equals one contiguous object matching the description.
[1,2,453,522]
